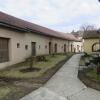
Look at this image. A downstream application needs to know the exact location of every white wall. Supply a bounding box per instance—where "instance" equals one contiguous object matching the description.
[73,41,83,53]
[51,38,68,53]
[0,28,70,68]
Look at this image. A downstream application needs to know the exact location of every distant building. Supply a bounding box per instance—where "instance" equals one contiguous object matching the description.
[83,30,100,54]
[71,31,84,53]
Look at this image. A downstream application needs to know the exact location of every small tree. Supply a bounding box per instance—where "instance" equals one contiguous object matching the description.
[26,56,36,70]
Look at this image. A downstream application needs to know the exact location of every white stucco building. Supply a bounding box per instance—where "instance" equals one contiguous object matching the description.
[0,11,79,68]
[71,31,84,53]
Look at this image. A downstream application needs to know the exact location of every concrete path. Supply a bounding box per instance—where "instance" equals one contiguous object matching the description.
[20,54,100,100]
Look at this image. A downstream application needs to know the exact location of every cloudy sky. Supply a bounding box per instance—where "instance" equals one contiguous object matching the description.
[0,0,100,33]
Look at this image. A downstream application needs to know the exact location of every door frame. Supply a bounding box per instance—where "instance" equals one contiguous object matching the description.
[64,44,66,53]
[49,42,52,54]
[31,42,36,56]
[54,43,57,53]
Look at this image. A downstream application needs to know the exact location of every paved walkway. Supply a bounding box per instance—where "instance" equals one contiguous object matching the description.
[21,54,100,100]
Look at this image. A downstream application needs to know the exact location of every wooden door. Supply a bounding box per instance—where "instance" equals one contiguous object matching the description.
[0,38,9,63]
[49,42,52,54]
[54,43,57,53]
[31,42,36,56]
[64,44,66,53]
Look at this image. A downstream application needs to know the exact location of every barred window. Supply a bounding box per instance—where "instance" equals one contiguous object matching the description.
[0,38,9,63]
[17,43,20,48]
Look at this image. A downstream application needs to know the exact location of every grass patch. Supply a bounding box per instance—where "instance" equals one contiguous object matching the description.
[0,55,67,79]
[78,68,100,91]
[0,86,10,99]
[86,68,100,83]
[0,84,33,100]
[0,53,73,100]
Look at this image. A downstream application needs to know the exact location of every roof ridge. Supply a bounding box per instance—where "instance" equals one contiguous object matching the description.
[0,11,79,41]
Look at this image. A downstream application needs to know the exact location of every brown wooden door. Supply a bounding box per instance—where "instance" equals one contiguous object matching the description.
[71,44,73,52]
[54,43,57,53]
[0,38,9,63]
[64,44,66,53]
[31,42,36,56]
[49,42,52,54]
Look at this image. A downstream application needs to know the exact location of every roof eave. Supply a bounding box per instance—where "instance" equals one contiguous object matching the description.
[0,22,27,32]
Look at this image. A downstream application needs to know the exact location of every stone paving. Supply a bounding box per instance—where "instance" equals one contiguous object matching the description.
[20,54,100,100]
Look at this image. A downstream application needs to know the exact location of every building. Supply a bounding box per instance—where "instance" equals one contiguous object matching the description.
[71,31,84,53]
[0,11,79,68]
[83,30,100,54]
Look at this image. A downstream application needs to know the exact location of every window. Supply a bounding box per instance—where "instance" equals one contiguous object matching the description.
[25,45,28,50]
[39,45,40,49]
[17,43,20,48]
[0,38,9,63]
[45,45,47,49]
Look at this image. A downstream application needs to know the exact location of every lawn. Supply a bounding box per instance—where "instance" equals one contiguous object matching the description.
[86,68,100,83]
[0,55,67,79]
[0,53,73,100]
[79,53,100,84]
[0,86,10,99]
[78,53,100,90]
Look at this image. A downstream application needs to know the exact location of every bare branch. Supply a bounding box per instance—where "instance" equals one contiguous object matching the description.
[80,24,97,32]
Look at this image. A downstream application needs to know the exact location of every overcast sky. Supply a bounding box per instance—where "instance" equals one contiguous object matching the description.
[0,0,100,33]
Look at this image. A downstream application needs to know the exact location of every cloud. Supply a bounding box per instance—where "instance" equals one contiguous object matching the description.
[0,0,100,32]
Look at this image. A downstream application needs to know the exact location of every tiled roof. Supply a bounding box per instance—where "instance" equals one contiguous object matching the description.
[62,33,79,41]
[0,11,78,41]
[83,30,100,39]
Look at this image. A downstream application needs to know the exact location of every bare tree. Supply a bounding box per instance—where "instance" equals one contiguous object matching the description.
[80,24,97,32]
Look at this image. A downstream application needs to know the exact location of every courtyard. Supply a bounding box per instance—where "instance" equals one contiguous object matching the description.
[21,54,100,100]
[0,1,100,100]
[0,54,72,100]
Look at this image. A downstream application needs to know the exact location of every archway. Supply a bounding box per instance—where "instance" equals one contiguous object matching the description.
[92,43,100,52]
